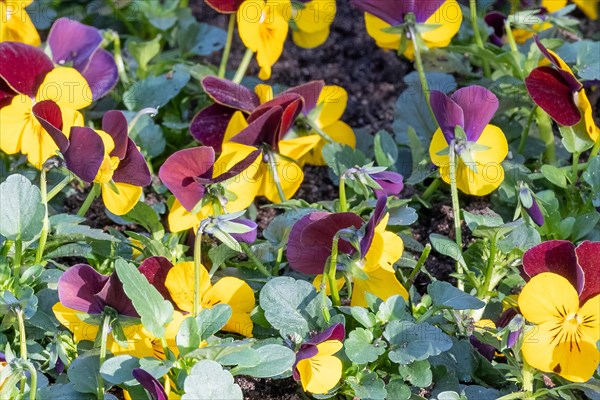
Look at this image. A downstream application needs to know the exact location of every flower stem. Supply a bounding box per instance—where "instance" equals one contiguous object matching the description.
[504,19,524,80]
[17,309,29,396]
[449,143,464,291]
[240,242,271,277]
[404,244,431,290]
[232,48,254,84]
[47,174,73,201]
[518,106,537,154]
[522,359,535,393]
[591,137,600,158]
[35,169,49,265]
[25,362,37,400]
[266,151,287,203]
[339,177,347,212]
[77,184,100,218]
[408,25,434,121]
[326,235,341,307]
[571,152,580,182]
[219,15,236,78]
[111,31,129,85]
[14,239,22,278]
[97,314,111,400]
[469,0,491,77]
[193,226,204,317]
[536,108,556,164]
[481,236,497,298]
[421,177,441,201]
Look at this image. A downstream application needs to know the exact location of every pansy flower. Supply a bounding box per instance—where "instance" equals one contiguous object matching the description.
[519,241,600,382]
[139,257,256,337]
[351,0,462,59]
[205,0,245,12]
[0,0,40,45]
[290,0,336,49]
[159,146,261,232]
[237,0,290,80]
[288,197,408,306]
[525,37,599,142]
[542,0,598,20]
[47,18,119,100]
[370,171,404,198]
[35,109,151,215]
[293,323,345,394]
[484,10,551,46]
[0,42,91,167]
[428,86,508,196]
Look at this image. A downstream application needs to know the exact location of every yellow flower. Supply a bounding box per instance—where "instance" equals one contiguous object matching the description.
[164,261,255,337]
[296,340,343,393]
[290,0,336,48]
[519,273,600,382]
[0,0,40,45]
[542,0,598,20]
[237,0,291,79]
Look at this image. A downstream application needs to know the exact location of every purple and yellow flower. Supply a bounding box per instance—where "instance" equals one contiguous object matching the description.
[542,0,598,20]
[35,109,151,215]
[525,37,599,142]
[428,86,508,196]
[370,170,404,198]
[287,197,408,306]
[47,18,119,100]
[351,0,462,59]
[519,241,600,382]
[0,42,90,167]
[237,0,291,80]
[139,257,256,337]
[290,0,336,49]
[293,323,345,394]
[0,0,40,45]
[484,10,551,46]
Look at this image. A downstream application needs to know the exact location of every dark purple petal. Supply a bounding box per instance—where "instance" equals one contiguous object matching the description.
[450,86,498,142]
[158,147,215,211]
[484,12,506,46]
[470,336,495,361]
[575,241,600,304]
[430,90,464,144]
[522,193,544,227]
[55,357,65,374]
[0,79,16,108]
[58,264,109,314]
[201,76,259,112]
[231,107,283,146]
[276,97,304,147]
[0,352,5,362]
[81,49,119,100]
[102,110,128,160]
[0,42,54,97]
[48,18,102,70]
[113,138,151,187]
[507,328,521,349]
[496,308,518,329]
[64,127,105,183]
[287,212,363,275]
[230,218,258,243]
[32,100,68,152]
[282,81,325,114]
[525,67,582,126]
[351,0,444,24]
[371,171,404,198]
[132,368,168,400]
[212,149,261,183]
[139,257,174,302]
[204,0,245,13]
[96,273,138,317]
[189,103,237,152]
[522,241,582,294]
[360,196,387,256]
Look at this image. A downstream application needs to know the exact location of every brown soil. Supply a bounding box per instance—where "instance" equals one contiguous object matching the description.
[236,377,301,400]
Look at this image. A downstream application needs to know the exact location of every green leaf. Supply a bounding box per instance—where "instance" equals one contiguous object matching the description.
[322,143,367,178]
[182,360,243,400]
[429,234,466,269]
[385,378,411,400]
[178,22,227,56]
[67,353,101,394]
[376,295,412,323]
[123,64,190,111]
[374,130,398,168]
[196,304,233,340]
[583,156,600,208]
[560,124,594,154]
[119,202,164,238]
[124,111,166,158]
[387,206,418,226]
[385,321,453,365]
[127,35,161,77]
[344,328,386,364]
[230,344,295,378]
[100,355,140,386]
[398,360,432,388]
[428,281,484,310]
[115,259,174,338]
[571,212,600,241]
[54,223,119,242]
[177,316,201,356]
[0,174,44,241]
[348,371,387,400]
[36,383,97,399]
[540,164,568,188]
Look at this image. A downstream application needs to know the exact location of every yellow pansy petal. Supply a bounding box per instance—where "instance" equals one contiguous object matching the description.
[255,84,274,104]
[578,295,600,343]
[578,90,600,142]
[52,303,99,342]
[222,310,255,337]
[203,277,255,337]
[259,154,304,202]
[313,274,346,295]
[420,0,463,48]
[165,261,211,312]
[315,340,343,357]
[215,141,258,176]
[573,0,598,19]
[101,182,142,215]
[292,0,335,34]
[0,3,40,46]
[296,355,342,394]
[279,135,321,160]
[0,94,31,155]
[108,324,157,358]
[163,311,188,353]
[167,199,211,233]
[364,13,401,50]
[351,266,408,307]
[292,28,330,49]
[542,0,569,12]
[35,67,92,110]
[223,111,249,144]
[518,273,580,325]
[304,120,355,165]
[20,111,69,168]
[316,85,348,128]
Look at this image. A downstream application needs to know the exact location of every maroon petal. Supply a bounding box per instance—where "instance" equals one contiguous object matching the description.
[522,241,581,293]
[575,241,600,304]
[201,76,259,112]
[48,17,102,70]
[0,79,16,108]
[113,139,151,187]
[525,67,582,126]
[158,147,215,211]
[231,107,283,146]
[102,110,128,160]
[81,49,119,100]
[276,97,304,146]
[138,257,174,303]
[230,218,258,243]
[0,42,53,97]
[32,100,68,153]
[189,103,237,152]
[58,264,109,314]
[430,90,464,144]
[371,171,404,198]
[249,93,302,124]
[360,196,387,256]
[205,0,245,13]
[350,0,406,25]
[282,81,324,114]
[97,273,139,317]
[450,86,498,142]
[132,368,168,400]
[212,149,261,183]
[64,127,106,182]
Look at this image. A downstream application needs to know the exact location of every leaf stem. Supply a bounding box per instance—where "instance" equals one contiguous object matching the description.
[240,242,271,277]
[571,152,580,182]
[518,106,537,154]
[46,174,73,201]
[481,236,497,298]
[266,151,287,203]
[97,314,111,400]
[326,235,341,307]
[503,19,524,80]
[404,244,431,290]
[421,177,441,201]
[339,176,348,212]
[36,169,49,265]
[408,25,435,121]
[232,48,254,84]
[193,225,204,317]
[591,137,600,158]
[77,184,100,218]
[17,309,28,396]
[14,239,23,278]
[449,142,464,291]
[536,108,556,164]
[219,14,236,78]
[469,0,491,77]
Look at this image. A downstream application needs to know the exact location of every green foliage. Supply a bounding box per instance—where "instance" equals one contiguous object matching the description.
[0,174,44,241]
[181,360,243,400]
